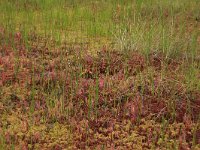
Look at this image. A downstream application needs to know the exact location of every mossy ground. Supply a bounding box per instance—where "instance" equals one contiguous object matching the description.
[0,0,200,149]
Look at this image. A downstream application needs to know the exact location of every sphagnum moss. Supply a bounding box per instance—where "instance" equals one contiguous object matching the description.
[0,0,200,149]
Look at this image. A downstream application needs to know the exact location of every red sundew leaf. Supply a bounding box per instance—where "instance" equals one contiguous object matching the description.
[45,71,56,80]
[183,114,192,129]
[54,145,62,150]
[117,70,124,80]
[0,58,3,65]
[33,131,40,143]
[85,55,93,64]
[5,132,11,144]
[81,78,89,88]
[99,78,104,89]
[124,99,140,124]
[35,100,41,110]
[78,88,84,95]
[130,104,137,123]
[21,142,28,150]
[22,100,29,108]
[1,72,6,82]
[197,129,200,144]
[15,32,22,40]
[21,120,28,133]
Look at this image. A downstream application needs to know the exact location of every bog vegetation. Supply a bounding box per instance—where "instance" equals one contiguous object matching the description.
[0,0,200,149]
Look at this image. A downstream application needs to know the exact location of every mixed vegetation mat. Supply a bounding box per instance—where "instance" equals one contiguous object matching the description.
[0,0,200,149]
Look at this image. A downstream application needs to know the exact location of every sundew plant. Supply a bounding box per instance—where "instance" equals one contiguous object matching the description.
[0,0,200,149]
